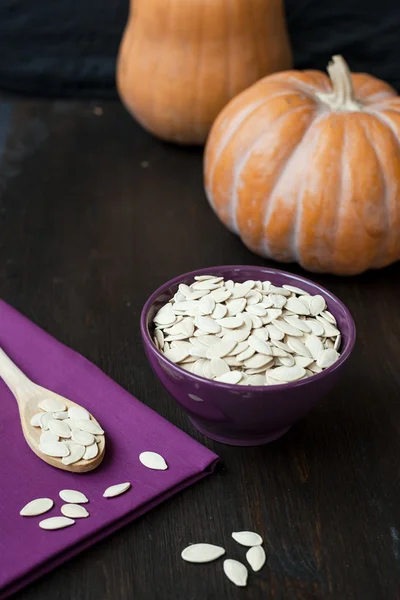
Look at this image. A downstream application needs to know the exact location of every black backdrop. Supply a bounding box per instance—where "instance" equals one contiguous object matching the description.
[1,0,399,97]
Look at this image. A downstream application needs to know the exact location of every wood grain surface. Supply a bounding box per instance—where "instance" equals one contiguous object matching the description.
[0,99,399,600]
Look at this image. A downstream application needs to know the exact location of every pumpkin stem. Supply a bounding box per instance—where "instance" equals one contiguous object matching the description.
[316,55,363,112]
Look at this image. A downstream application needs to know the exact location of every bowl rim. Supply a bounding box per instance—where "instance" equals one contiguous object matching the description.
[140,265,356,392]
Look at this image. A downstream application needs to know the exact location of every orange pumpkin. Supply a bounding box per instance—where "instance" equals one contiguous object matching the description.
[204,55,400,275]
[117,0,292,145]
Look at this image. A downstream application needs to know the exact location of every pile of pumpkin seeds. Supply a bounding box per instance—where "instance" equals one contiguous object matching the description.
[181,530,266,587]
[153,276,342,385]
[30,399,105,464]
[19,452,168,530]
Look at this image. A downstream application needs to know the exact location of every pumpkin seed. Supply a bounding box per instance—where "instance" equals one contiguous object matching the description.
[139,451,168,470]
[153,277,342,386]
[61,504,89,518]
[62,444,86,465]
[38,398,66,412]
[232,531,263,546]
[40,431,59,444]
[83,443,99,460]
[71,429,95,446]
[223,559,248,587]
[246,545,266,571]
[59,490,88,503]
[48,419,72,438]
[103,482,131,498]
[39,517,75,530]
[181,543,225,563]
[39,441,70,457]
[316,348,340,368]
[20,498,54,517]
[30,413,43,427]
[76,419,104,435]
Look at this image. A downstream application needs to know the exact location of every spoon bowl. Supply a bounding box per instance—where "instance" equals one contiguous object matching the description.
[0,347,105,472]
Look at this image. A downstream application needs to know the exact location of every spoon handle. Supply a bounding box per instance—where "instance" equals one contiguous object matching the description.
[0,346,36,404]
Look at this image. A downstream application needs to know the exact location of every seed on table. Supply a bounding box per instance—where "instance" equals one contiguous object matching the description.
[139,451,168,470]
[246,546,266,572]
[181,543,226,563]
[232,531,263,546]
[316,348,340,368]
[61,504,89,518]
[20,498,54,517]
[223,559,248,587]
[38,398,66,412]
[39,517,75,530]
[59,490,88,503]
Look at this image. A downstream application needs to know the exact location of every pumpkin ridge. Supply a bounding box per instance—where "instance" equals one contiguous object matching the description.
[232,105,310,237]
[261,111,326,261]
[207,89,303,190]
[194,0,204,139]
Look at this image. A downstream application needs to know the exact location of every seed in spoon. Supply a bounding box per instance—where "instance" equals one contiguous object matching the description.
[232,531,263,546]
[30,413,43,427]
[103,482,131,498]
[71,429,95,446]
[76,419,104,435]
[68,406,90,420]
[223,559,248,587]
[83,443,99,460]
[40,431,59,444]
[61,504,89,518]
[39,441,70,458]
[181,543,225,563]
[40,412,54,430]
[53,411,68,420]
[62,444,85,465]
[246,545,266,571]
[38,398,66,412]
[139,451,168,470]
[59,489,89,504]
[20,498,54,517]
[39,516,75,530]
[48,419,72,438]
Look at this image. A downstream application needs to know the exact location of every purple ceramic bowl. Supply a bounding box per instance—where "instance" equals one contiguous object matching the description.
[140,266,356,446]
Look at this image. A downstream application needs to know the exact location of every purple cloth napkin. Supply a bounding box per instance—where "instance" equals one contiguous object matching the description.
[0,301,218,599]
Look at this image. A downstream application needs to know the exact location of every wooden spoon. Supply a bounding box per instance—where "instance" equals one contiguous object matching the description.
[0,346,105,473]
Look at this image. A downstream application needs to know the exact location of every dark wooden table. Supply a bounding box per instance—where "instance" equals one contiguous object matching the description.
[0,98,399,600]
